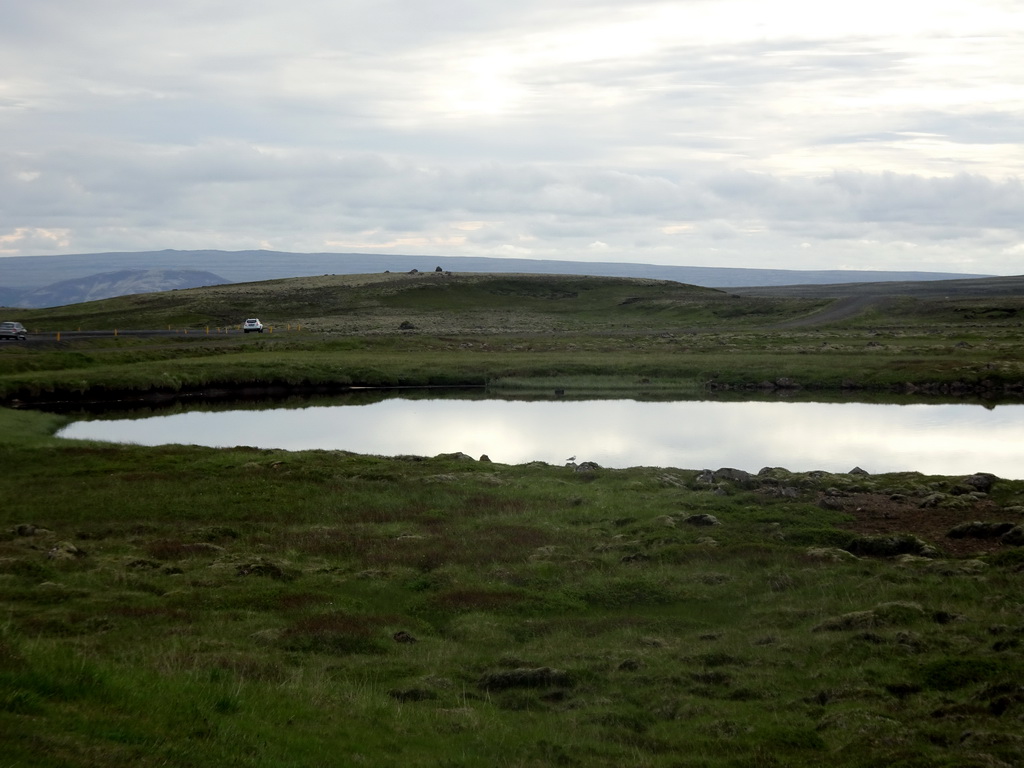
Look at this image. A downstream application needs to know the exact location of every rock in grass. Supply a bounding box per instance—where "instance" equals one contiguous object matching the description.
[1001,525,1024,547]
[947,521,1016,539]
[683,514,721,527]
[435,452,475,461]
[46,541,85,560]
[478,667,571,691]
[843,534,936,558]
[962,472,998,493]
[805,547,858,562]
[819,497,848,511]
[713,467,752,482]
[919,493,947,508]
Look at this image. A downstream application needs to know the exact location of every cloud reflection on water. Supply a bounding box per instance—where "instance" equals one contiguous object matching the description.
[58,399,1024,478]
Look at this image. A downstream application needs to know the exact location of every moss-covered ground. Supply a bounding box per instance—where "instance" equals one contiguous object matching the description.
[2,273,1024,766]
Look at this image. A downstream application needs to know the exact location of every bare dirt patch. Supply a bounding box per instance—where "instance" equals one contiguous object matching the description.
[830,492,1018,557]
[770,296,887,329]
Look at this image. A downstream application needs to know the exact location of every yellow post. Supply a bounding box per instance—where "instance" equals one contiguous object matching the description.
[56,331,60,342]
[114,329,118,336]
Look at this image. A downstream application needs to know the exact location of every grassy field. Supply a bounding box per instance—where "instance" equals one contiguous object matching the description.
[3,273,1024,766]
[2,272,1024,404]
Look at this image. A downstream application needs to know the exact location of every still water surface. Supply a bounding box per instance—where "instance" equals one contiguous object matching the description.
[57,397,1024,479]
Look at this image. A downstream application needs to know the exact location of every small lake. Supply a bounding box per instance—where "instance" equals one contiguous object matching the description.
[56,396,1024,479]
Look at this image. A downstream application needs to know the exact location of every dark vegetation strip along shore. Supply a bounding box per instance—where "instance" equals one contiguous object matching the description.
[3,272,1024,766]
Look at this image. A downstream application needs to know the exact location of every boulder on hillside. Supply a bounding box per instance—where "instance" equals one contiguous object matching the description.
[47,541,85,561]
[963,473,998,493]
[695,467,754,487]
[1001,526,1024,547]
[713,468,753,483]
[682,514,721,527]
[844,534,937,558]
[435,452,475,461]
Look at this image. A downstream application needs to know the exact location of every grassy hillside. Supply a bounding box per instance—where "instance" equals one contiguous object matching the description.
[2,272,1023,404]
[10,272,828,334]
[9,270,1023,333]
[731,274,1024,300]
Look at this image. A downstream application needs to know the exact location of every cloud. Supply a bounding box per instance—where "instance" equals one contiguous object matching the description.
[3,140,1022,270]
[0,227,71,255]
[0,1,1021,273]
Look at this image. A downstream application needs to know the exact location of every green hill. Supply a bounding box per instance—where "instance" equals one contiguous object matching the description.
[13,272,821,334]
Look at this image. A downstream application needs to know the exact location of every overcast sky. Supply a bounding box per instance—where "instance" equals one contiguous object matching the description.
[2,1,1022,274]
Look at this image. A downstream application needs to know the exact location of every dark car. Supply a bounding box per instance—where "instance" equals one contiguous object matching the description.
[0,321,27,341]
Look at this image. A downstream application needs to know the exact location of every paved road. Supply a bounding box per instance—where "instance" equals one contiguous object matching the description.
[1,328,252,345]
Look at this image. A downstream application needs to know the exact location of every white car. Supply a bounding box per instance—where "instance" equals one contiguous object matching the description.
[242,318,264,334]
[0,321,27,341]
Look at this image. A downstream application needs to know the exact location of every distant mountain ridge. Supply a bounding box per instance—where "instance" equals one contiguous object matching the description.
[6,268,228,308]
[0,249,993,308]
